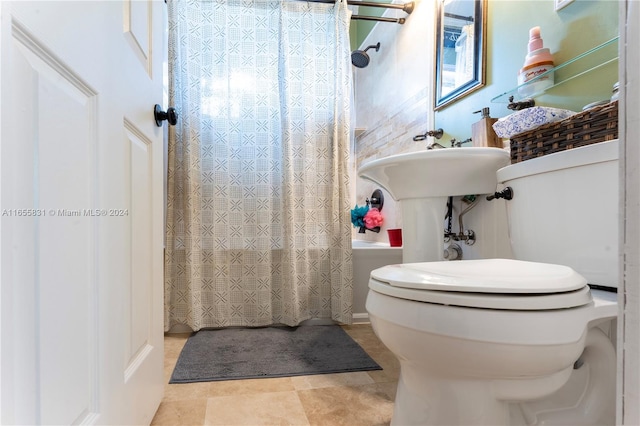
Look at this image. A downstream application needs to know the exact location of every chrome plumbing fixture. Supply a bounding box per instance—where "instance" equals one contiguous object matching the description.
[367,189,384,211]
[507,95,536,111]
[357,189,384,234]
[443,243,463,260]
[445,230,476,245]
[413,128,444,141]
[444,196,478,246]
[351,42,380,68]
[298,1,414,24]
[450,137,471,147]
[426,141,447,150]
[426,137,470,149]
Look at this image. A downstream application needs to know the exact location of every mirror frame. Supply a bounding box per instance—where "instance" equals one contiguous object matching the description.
[434,0,487,110]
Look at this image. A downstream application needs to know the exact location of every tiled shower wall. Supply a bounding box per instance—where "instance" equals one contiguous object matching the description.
[354,91,431,242]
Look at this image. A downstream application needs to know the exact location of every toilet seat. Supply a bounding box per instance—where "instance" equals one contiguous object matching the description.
[369,259,592,310]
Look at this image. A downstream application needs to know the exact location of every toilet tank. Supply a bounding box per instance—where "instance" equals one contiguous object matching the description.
[496,140,618,289]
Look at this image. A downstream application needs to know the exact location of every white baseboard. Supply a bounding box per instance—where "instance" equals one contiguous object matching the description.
[352,313,370,324]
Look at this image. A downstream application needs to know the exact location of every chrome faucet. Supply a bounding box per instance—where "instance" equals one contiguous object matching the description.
[450,138,472,147]
[426,141,447,150]
[427,138,472,149]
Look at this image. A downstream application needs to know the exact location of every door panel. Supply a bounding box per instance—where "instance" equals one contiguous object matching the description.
[117,0,165,422]
[34,41,97,425]
[9,21,100,425]
[124,0,152,75]
[1,1,165,424]
[124,121,154,374]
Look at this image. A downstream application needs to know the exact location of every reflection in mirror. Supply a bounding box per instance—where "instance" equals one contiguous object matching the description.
[434,0,486,110]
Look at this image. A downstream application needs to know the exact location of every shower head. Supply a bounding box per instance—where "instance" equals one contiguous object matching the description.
[351,42,380,68]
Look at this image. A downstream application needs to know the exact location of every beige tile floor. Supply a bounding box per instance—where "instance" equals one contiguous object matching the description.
[152,324,400,426]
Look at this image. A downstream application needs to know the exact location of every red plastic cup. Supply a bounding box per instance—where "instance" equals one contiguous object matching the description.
[387,228,403,247]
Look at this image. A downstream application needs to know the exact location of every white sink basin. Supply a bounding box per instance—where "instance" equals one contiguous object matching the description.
[358,147,511,199]
[358,148,510,263]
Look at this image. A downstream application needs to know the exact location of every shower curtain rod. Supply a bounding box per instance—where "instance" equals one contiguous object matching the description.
[351,15,405,24]
[444,12,474,22]
[298,0,415,15]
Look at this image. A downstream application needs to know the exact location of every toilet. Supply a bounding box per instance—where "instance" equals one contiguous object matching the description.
[366,140,619,425]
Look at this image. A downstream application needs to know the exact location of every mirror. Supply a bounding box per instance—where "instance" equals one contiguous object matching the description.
[434,0,486,110]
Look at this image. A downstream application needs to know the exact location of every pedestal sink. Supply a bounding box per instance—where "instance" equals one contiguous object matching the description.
[358,148,510,263]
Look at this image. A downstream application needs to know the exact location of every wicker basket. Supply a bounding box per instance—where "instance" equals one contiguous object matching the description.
[509,100,618,164]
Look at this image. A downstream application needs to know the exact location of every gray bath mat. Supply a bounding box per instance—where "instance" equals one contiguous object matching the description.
[169,325,382,383]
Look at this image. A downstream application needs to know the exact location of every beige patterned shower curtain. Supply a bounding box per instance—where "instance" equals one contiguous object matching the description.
[165,0,354,330]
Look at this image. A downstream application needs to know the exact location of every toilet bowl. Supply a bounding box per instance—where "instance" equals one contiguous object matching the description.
[366,140,619,425]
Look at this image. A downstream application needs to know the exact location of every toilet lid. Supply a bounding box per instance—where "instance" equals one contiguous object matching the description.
[369,259,592,310]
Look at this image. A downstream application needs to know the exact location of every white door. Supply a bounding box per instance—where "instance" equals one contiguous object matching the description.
[0,1,165,424]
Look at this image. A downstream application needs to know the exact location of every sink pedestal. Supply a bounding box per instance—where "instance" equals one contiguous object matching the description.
[401,197,447,263]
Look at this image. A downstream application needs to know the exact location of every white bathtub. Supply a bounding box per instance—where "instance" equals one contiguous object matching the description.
[352,240,403,323]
